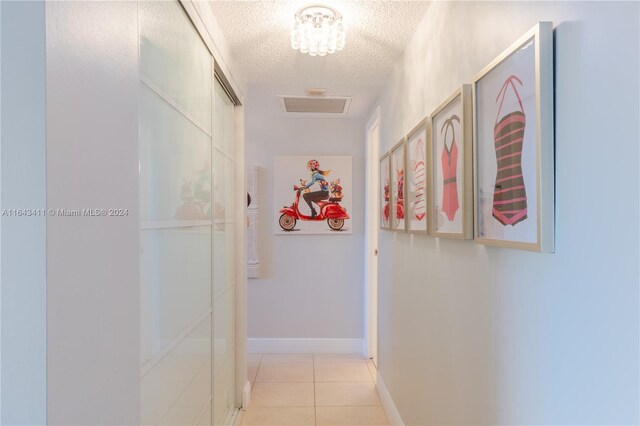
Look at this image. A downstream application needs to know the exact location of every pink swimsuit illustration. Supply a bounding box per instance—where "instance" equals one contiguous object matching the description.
[492,75,528,226]
[440,115,460,221]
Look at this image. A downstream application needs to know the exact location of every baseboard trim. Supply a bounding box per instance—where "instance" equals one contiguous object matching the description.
[376,371,405,426]
[241,380,251,411]
[247,338,363,354]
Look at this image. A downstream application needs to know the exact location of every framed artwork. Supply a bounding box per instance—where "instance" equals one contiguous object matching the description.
[405,118,430,234]
[273,156,352,235]
[390,139,406,231]
[430,86,473,239]
[379,152,391,230]
[472,22,554,252]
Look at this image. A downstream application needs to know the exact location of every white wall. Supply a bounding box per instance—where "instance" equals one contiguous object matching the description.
[0,1,246,423]
[45,2,140,424]
[0,1,47,424]
[246,85,365,341]
[374,1,639,424]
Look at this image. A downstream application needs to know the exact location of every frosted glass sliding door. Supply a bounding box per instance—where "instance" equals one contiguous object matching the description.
[212,79,236,426]
[139,2,213,425]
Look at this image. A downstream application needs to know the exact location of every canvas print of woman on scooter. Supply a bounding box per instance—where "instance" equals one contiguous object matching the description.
[275,156,351,234]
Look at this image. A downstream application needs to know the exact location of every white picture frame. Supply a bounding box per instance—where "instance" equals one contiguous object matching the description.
[472,21,554,252]
[405,118,430,234]
[390,139,406,232]
[430,86,473,239]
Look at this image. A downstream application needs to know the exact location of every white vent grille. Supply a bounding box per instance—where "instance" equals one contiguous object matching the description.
[279,96,352,116]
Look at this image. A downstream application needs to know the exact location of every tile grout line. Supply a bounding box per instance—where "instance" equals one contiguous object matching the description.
[367,359,376,382]
[256,353,263,383]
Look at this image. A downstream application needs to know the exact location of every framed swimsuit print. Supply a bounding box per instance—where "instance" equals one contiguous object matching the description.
[379,152,391,230]
[472,22,554,252]
[390,139,406,231]
[430,86,473,239]
[405,118,430,234]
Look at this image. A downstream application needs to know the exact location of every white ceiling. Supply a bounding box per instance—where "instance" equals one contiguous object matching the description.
[208,1,430,117]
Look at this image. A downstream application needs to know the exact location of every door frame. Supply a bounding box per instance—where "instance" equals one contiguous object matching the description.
[364,106,380,364]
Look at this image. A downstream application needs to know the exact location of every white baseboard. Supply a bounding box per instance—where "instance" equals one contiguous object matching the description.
[241,380,251,411]
[247,338,363,354]
[376,371,405,426]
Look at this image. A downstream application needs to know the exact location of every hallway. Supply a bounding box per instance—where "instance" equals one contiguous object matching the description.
[241,354,384,426]
[1,1,639,425]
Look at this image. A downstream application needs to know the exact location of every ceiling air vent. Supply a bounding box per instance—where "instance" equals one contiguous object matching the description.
[279,95,352,117]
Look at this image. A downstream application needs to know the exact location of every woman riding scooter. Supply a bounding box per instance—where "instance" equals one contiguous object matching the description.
[279,159,349,231]
[299,159,330,218]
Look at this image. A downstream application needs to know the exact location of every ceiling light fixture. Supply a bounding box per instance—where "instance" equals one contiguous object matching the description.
[291,5,345,57]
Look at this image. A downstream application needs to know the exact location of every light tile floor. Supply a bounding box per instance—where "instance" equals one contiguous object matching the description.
[241,354,386,426]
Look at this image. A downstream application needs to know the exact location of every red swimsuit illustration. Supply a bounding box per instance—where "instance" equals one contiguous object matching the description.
[411,138,427,221]
[383,181,390,225]
[381,159,391,225]
[395,167,404,224]
[492,75,528,226]
[440,115,460,221]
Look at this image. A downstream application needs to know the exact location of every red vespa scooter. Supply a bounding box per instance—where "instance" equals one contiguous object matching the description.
[279,185,350,231]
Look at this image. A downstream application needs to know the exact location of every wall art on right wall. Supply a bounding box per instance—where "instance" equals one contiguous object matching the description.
[379,152,391,230]
[405,118,430,234]
[390,138,407,231]
[472,21,555,252]
[430,86,473,239]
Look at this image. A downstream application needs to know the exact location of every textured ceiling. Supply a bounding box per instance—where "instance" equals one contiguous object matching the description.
[208,1,430,117]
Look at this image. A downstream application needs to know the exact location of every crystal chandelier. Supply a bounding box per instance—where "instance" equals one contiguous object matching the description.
[291,5,345,57]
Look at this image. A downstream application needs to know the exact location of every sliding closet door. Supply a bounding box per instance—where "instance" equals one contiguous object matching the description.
[212,78,236,425]
[139,2,213,425]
